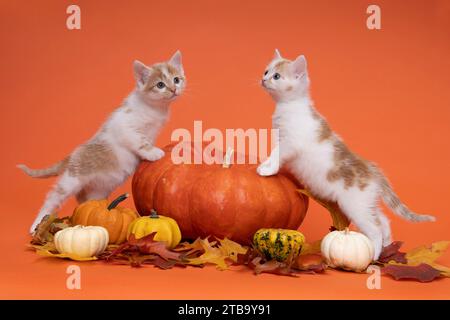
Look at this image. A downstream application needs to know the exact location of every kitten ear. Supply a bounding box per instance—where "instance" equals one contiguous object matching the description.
[291,55,307,77]
[273,49,282,60]
[169,50,183,71]
[133,60,151,88]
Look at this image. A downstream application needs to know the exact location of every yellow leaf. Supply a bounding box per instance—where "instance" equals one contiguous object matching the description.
[29,242,57,252]
[31,242,98,261]
[300,240,322,255]
[175,238,217,254]
[106,244,120,251]
[298,189,350,230]
[218,238,248,263]
[406,241,450,266]
[35,248,98,261]
[187,238,228,270]
[431,264,450,277]
[403,241,450,277]
[186,237,248,270]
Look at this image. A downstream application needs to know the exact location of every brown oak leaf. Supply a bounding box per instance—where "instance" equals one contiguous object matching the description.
[294,253,327,273]
[100,233,187,268]
[249,257,298,277]
[378,241,407,264]
[382,263,442,282]
[31,214,71,245]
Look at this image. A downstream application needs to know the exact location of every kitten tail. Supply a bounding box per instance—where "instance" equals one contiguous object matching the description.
[380,177,436,222]
[17,159,67,178]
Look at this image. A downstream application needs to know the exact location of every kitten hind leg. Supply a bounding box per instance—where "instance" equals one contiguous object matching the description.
[76,188,88,203]
[376,208,392,247]
[75,187,110,203]
[83,189,112,201]
[338,197,383,261]
[76,180,114,203]
[30,172,82,234]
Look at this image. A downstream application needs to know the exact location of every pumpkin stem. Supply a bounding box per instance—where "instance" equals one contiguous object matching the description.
[222,147,234,168]
[107,193,129,210]
[150,209,159,219]
[344,227,350,235]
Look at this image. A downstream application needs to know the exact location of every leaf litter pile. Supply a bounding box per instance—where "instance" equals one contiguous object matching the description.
[29,214,450,282]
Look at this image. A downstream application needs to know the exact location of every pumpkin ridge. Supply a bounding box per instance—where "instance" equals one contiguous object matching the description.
[256,173,269,235]
[120,210,136,243]
[281,178,294,227]
[145,161,176,212]
[133,159,174,215]
[189,166,215,237]
[111,208,123,243]
[229,169,240,241]
[278,177,301,228]
[273,177,291,227]
[158,221,173,246]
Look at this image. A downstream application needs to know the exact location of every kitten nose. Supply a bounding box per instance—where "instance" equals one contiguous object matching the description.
[261,79,266,87]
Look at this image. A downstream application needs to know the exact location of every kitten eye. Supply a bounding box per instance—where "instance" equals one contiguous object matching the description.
[174,77,180,84]
[156,82,166,89]
[264,70,268,76]
[273,73,281,80]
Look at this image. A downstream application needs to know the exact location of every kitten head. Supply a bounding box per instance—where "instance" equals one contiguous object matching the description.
[261,49,309,102]
[133,51,185,104]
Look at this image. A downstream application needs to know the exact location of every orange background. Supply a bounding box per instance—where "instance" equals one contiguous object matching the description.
[1,0,449,299]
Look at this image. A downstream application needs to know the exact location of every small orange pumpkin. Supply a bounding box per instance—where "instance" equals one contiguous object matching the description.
[71,193,139,244]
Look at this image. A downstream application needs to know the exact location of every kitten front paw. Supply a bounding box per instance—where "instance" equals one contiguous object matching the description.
[143,147,165,161]
[257,162,279,176]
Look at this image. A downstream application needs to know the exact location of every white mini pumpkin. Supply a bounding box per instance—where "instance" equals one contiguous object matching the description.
[54,225,109,258]
[321,228,374,272]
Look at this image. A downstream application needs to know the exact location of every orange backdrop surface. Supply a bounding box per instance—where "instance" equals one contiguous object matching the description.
[0,0,449,299]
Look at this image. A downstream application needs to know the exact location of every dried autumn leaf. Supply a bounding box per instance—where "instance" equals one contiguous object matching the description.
[37,251,97,261]
[186,238,229,270]
[249,257,298,277]
[31,214,71,245]
[175,238,217,256]
[406,241,450,266]
[382,263,442,282]
[378,241,407,264]
[218,238,248,263]
[99,233,201,269]
[34,247,97,261]
[300,240,322,256]
[125,254,180,269]
[238,247,323,277]
[430,264,450,277]
[31,214,57,245]
[30,241,99,262]
[298,189,350,231]
[109,233,183,261]
[101,235,246,269]
[136,240,182,261]
[183,237,248,270]
[405,241,450,278]
[151,256,181,269]
[234,247,260,266]
[377,241,450,281]
[294,253,327,273]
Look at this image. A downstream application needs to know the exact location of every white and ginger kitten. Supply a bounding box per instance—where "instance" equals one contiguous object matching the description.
[257,49,435,260]
[19,51,186,234]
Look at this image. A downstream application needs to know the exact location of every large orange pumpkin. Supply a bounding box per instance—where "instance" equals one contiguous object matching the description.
[132,143,308,245]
